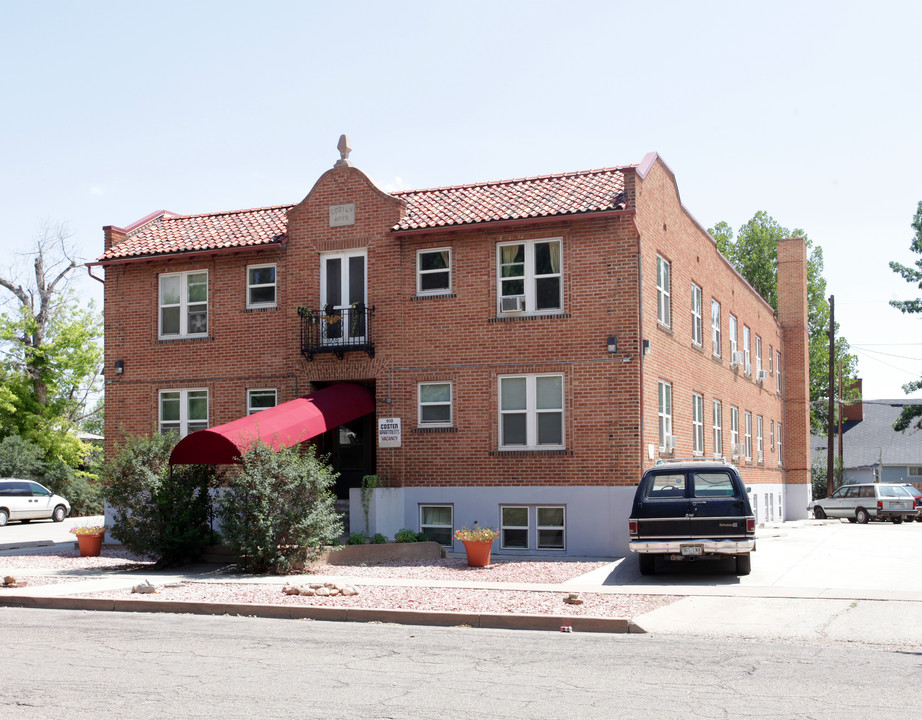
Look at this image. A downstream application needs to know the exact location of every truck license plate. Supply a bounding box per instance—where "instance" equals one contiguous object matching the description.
[681,545,703,556]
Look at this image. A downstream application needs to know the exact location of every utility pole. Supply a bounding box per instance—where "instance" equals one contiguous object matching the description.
[827,295,836,496]
[838,359,844,470]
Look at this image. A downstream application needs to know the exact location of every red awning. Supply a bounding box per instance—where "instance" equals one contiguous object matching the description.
[169,383,374,465]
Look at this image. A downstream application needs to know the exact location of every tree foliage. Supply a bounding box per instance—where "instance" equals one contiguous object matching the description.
[216,441,342,574]
[103,434,220,568]
[710,212,859,432]
[888,200,922,431]
[0,225,102,468]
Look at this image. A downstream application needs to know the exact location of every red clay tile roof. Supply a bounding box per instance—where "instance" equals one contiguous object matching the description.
[392,167,630,231]
[100,166,631,261]
[99,205,292,261]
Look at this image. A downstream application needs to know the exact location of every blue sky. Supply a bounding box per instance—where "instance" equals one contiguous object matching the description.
[1,0,920,399]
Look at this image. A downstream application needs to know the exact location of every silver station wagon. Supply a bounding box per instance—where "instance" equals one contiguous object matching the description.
[0,478,71,526]
[808,483,919,524]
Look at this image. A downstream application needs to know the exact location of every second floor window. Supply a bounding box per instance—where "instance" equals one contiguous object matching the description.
[691,284,702,346]
[743,325,751,374]
[711,300,721,357]
[729,314,738,358]
[730,406,739,456]
[692,393,704,455]
[247,264,277,308]
[417,248,451,295]
[712,400,722,457]
[658,380,673,449]
[744,411,753,461]
[499,374,564,449]
[247,389,277,415]
[160,271,207,338]
[656,255,671,327]
[498,239,562,314]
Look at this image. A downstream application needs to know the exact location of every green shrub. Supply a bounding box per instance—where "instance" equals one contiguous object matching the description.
[371,533,387,544]
[103,434,220,568]
[347,531,367,545]
[216,441,342,574]
[394,528,426,543]
[62,473,104,516]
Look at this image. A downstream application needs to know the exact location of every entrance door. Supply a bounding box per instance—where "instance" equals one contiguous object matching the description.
[320,252,367,345]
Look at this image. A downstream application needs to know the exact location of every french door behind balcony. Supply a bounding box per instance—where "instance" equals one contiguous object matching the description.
[320,251,367,344]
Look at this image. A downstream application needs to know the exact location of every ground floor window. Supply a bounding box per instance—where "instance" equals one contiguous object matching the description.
[501,505,565,550]
[419,505,453,546]
[159,389,208,437]
[247,388,277,415]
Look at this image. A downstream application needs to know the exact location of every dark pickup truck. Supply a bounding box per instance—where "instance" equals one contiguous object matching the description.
[628,460,756,576]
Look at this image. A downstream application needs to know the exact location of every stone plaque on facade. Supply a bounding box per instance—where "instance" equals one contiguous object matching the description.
[329,203,355,227]
[378,417,401,448]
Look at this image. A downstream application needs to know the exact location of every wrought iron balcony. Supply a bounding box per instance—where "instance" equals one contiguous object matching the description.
[298,304,375,361]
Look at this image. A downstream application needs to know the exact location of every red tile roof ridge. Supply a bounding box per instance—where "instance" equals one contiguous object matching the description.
[161,203,296,221]
[390,164,637,196]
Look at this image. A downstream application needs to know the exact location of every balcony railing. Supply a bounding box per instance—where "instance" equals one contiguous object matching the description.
[298,304,375,361]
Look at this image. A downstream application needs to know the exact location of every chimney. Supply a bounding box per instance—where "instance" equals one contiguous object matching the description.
[103,225,127,253]
[777,238,811,511]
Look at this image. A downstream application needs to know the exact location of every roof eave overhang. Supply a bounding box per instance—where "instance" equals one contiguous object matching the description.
[390,208,633,237]
[90,237,288,267]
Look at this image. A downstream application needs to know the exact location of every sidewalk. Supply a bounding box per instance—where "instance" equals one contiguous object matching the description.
[3,520,922,641]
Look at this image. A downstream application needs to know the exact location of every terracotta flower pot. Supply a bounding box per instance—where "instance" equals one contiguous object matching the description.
[462,539,493,567]
[76,533,104,557]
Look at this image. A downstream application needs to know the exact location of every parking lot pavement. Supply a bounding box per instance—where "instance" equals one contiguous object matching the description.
[0,515,104,551]
[603,520,922,601]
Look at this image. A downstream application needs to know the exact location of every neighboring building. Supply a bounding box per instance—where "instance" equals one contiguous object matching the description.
[92,140,811,556]
[813,399,922,489]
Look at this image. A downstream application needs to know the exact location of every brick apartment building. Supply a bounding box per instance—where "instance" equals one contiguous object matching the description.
[93,140,811,557]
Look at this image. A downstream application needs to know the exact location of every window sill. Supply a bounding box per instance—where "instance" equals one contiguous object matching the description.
[490,448,572,457]
[489,312,570,324]
[158,335,213,343]
[656,322,673,336]
[244,305,279,312]
[412,426,458,434]
[412,293,456,302]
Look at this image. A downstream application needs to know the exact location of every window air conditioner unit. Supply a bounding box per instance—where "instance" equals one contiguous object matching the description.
[757,369,768,382]
[732,443,744,458]
[501,296,526,312]
[758,451,764,463]
[745,363,752,375]
[664,435,676,451]
[730,351,744,367]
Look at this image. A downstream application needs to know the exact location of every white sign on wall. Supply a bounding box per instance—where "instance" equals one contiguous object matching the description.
[329,203,355,227]
[378,417,401,448]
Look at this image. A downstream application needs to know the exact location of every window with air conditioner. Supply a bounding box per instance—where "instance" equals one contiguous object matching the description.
[498,239,562,315]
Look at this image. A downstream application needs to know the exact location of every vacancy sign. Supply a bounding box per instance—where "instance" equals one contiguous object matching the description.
[378,417,402,448]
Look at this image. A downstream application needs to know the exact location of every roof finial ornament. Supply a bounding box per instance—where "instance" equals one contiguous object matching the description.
[334,134,353,168]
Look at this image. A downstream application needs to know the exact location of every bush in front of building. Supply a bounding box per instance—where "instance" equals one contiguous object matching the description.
[216,441,343,574]
[103,433,219,568]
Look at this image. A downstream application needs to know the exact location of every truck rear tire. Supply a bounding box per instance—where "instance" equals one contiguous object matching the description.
[638,554,655,575]
[735,554,751,575]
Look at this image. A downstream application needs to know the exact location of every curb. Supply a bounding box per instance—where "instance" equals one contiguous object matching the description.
[0,594,644,634]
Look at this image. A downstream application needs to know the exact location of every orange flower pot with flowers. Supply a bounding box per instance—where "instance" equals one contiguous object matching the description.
[454,525,500,567]
[70,525,107,557]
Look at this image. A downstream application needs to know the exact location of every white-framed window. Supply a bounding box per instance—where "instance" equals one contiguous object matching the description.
[159,270,208,338]
[501,506,529,549]
[497,238,562,314]
[744,411,753,461]
[417,248,451,295]
[159,389,208,437]
[712,400,723,458]
[730,406,739,457]
[321,250,367,344]
[777,423,783,466]
[419,505,453,546]
[418,382,452,426]
[500,505,566,550]
[757,415,764,462]
[499,374,564,449]
[770,419,775,450]
[656,255,671,328]
[658,380,673,450]
[755,335,763,375]
[743,325,751,374]
[691,283,702,346]
[247,389,277,415]
[776,351,783,393]
[729,314,738,357]
[769,345,774,374]
[692,393,704,455]
[246,264,277,308]
[537,506,565,549]
[908,467,922,477]
[711,300,721,357]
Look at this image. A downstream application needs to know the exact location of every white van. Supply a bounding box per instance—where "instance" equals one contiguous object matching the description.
[0,478,71,526]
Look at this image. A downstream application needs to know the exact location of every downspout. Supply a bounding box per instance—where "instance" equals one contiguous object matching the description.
[86,263,105,284]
